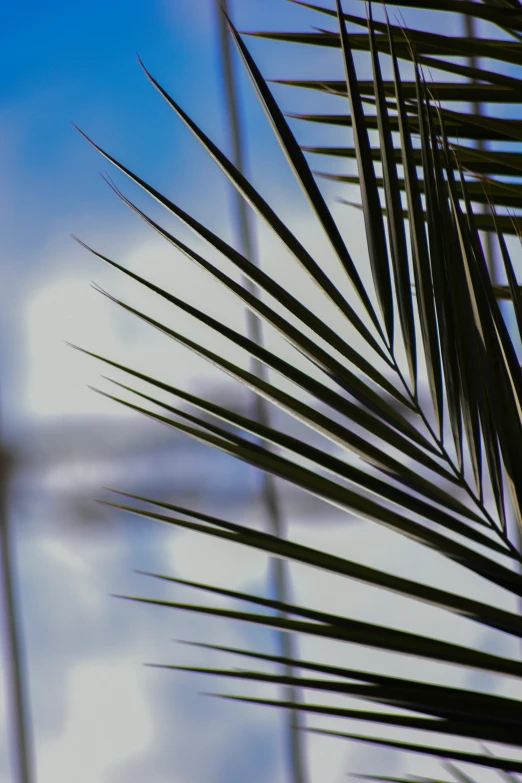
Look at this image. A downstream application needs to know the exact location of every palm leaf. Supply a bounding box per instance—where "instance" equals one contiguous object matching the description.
[315,170,522,210]
[249,0,522,206]
[75,2,522,778]
[251,32,522,68]
[287,0,522,35]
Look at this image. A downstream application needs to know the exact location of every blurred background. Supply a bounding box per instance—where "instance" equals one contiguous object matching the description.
[1,2,518,783]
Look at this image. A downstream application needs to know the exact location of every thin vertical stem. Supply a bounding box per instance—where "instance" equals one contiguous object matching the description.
[0,438,34,783]
[216,4,308,783]
[462,8,495,276]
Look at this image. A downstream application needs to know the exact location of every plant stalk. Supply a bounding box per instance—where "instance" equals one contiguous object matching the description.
[216,4,308,783]
[0,435,35,783]
[462,6,495,276]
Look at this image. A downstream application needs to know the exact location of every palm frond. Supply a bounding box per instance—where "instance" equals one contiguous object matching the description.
[248,0,522,236]
[75,1,522,778]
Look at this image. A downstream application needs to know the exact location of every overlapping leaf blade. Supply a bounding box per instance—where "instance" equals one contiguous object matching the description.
[113,578,522,678]
[256,0,522,208]
[334,0,394,345]
[387,22,444,437]
[288,0,522,34]
[75,2,522,779]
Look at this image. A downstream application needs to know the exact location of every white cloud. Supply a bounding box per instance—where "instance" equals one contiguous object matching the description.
[37,656,154,783]
[166,526,268,590]
[23,273,128,418]
[38,538,90,575]
[21,200,377,422]
[21,253,228,419]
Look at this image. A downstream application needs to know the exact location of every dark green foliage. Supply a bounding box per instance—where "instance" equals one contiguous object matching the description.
[75,1,522,777]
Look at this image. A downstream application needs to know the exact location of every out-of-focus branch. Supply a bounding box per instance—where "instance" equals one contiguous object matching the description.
[0,439,35,783]
[216,4,308,783]
[462,7,495,276]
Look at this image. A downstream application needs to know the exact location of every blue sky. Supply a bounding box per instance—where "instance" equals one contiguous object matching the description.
[0,0,351,427]
[0,0,467,427]
[0,3,373,781]
[2,2,521,783]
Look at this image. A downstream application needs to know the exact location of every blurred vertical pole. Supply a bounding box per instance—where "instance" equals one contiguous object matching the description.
[0,432,34,783]
[216,4,308,783]
[462,5,495,276]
